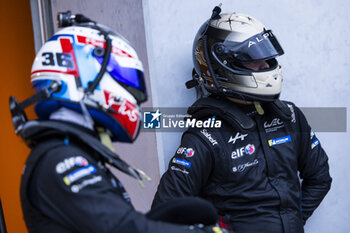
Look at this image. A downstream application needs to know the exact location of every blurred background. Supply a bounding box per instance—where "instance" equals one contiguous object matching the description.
[0,0,348,232]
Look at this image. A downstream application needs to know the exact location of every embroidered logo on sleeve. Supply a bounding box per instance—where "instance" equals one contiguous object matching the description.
[172,158,191,167]
[287,104,296,123]
[185,148,195,157]
[311,139,319,149]
[70,175,102,193]
[63,165,97,185]
[170,166,189,175]
[176,147,195,157]
[56,156,89,174]
[200,129,218,146]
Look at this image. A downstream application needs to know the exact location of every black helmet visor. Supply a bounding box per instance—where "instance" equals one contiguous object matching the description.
[212,30,284,63]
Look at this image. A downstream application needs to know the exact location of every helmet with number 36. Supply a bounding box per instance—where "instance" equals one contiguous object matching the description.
[31,24,147,142]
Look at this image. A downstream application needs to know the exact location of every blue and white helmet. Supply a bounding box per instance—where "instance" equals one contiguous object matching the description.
[31,24,147,142]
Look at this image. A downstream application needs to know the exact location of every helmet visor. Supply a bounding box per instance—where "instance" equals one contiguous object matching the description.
[96,55,147,103]
[214,30,284,63]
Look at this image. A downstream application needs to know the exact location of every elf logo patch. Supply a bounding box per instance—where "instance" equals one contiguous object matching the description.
[56,156,89,174]
[231,144,255,159]
[176,147,195,157]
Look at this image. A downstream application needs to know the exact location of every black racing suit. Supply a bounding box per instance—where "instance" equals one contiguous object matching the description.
[152,97,332,233]
[20,121,223,233]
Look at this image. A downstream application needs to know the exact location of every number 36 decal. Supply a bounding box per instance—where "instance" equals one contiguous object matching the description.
[41,52,74,69]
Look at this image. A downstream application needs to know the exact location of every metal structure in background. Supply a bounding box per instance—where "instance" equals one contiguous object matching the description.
[0,198,7,233]
[30,0,54,53]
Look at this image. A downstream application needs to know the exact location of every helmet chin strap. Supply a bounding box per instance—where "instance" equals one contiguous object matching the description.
[97,126,151,188]
[97,127,115,152]
[254,101,265,115]
[226,97,265,115]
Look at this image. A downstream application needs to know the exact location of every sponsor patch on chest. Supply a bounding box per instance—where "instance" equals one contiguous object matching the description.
[268,135,291,147]
[228,132,248,144]
[232,159,259,173]
[231,144,256,159]
[264,118,284,133]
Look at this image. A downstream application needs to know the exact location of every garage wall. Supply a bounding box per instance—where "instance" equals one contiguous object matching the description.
[49,0,159,212]
[143,0,350,233]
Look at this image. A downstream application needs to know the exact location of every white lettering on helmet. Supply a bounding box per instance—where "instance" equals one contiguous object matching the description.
[248,31,273,48]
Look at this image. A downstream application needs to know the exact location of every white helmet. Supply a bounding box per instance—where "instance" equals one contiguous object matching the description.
[192,6,284,102]
[31,17,147,142]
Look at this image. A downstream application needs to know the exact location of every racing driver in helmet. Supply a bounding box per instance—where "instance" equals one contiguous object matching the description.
[10,12,228,233]
[152,5,332,233]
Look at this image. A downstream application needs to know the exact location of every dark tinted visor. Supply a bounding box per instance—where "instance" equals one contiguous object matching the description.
[216,30,284,63]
